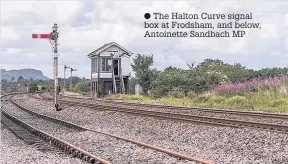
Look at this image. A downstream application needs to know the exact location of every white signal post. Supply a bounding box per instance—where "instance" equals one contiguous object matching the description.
[70,68,77,92]
[64,65,71,92]
[51,23,61,111]
[32,23,61,111]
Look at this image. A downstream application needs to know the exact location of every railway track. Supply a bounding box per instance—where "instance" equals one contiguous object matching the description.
[60,100,288,134]
[1,114,60,153]
[39,93,288,121]
[60,95,288,120]
[33,93,288,134]
[1,101,110,163]
[5,93,212,164]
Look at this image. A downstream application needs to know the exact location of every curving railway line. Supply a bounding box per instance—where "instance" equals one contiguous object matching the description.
[34,92,288,134]
[1,93,110,164]
[1,93,212,164]
[60,94,288,120]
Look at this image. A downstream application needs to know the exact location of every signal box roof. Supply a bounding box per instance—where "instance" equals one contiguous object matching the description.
[87,42,132,58]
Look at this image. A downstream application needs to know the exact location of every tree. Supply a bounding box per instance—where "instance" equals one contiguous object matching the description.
[11,76,15,82]
[151,68,188,97]
[150,66,212,97]
[1,79,8,88]
[28,81,38,87]
[69,76,81,85]
[164,66,178,71]
[149,58,254,97]
[251,67,288,79]
[194,59,251,84]
[73,81,90,93]
[128,77,137,94]
[131,54,157,94]
[17,76,24,83]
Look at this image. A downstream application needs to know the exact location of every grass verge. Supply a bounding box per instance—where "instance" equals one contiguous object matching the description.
[108,92,288,113]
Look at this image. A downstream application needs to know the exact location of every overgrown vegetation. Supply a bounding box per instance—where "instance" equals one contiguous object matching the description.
[71,80,90,94]
[131,54,159,94]
[112,54,288,112]
[1,76,90,94]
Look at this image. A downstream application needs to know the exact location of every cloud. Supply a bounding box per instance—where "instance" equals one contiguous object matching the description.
[1,1,84,26]
[0,0,287,79]
[285,38,288,52]
[6,48,22,54]
[0,27,21,41]
[26,53,38,57]
[166,54,188,68]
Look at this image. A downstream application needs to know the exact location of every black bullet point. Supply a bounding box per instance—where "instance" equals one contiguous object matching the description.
[144,13,151,19]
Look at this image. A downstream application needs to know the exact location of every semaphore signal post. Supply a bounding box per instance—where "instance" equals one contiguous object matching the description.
[32,23,61,111]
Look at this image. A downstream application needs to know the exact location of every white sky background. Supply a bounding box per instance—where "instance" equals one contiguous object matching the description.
[0,0,288,79]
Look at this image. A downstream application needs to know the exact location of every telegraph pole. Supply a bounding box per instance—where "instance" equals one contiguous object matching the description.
[64,65,67,92]
[70,68,77,92]
[64,65,71,92]
[51,23,61,111]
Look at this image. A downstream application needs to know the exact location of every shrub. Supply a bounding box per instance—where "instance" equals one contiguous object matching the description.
[213,76,288,96]
[186,91,198,99]
[209,95,226,104]
[224,96,249,108]
[195,93,212,102]
[111,94,147,101]
[167,90,185,98]
[269,99,288,108]
[127,95,145,100]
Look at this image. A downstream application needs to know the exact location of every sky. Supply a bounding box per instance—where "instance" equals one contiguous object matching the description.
[0,0,288,79]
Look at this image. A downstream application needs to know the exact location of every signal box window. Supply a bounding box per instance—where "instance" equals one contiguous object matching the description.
[101,57,112,72]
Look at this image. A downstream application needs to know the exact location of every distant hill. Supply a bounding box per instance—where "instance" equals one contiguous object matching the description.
[1,69,49,81]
